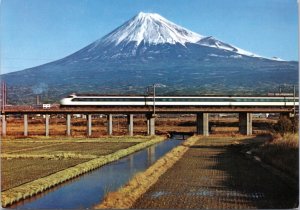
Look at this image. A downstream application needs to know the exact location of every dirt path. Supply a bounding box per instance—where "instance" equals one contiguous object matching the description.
[133,139,298,209]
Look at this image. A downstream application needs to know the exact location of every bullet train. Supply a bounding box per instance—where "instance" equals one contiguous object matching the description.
[60,94,298,107]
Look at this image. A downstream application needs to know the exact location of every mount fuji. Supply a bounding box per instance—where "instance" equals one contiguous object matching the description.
[68,12,263,60]
[2,12,298,104]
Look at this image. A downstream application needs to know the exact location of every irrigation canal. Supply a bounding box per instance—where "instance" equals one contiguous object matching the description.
[10,138,183,209]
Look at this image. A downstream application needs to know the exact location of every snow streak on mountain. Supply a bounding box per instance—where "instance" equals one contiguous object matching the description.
[197,36,260,58]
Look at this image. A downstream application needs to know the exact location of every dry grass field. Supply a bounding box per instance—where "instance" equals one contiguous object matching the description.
[3,141,136,156]
[1,136,153,191]
[253,133,299,179]
[2,158,90,191]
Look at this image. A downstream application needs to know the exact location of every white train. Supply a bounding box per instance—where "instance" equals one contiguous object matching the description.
[60,94,298,107]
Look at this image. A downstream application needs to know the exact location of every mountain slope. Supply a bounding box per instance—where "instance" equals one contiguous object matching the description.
[1,12,298,104]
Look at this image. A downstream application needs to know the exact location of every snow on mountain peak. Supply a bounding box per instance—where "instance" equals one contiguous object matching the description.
[91,12,282,61]
[100,12,204,46]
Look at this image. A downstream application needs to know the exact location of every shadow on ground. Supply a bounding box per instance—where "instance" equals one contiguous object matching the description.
[200,136,299,209]
[133,135,299,209]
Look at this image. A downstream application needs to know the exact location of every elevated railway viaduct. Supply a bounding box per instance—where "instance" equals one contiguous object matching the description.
[0,105,296,137]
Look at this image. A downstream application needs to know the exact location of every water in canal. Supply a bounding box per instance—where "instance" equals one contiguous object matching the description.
[12,139,182,209]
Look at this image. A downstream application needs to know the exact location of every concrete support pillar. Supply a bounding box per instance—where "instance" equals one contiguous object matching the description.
[147,118,150,135]
[239,113,252,135]
[45,114,50,136]
[24,114,28,136]
[196,113,209,136]
[87,114,92,137]
[2,114,6,137]
[149,117,155,135]
[127,114,133,136]
[107,114,113,135]
[66,114,71,136]
[146,114,155,136]
[146,114,155,135]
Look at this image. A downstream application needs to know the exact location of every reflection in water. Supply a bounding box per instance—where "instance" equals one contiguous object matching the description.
[147,146,156,165]
[129,155,134,169]
[12,139,182,209]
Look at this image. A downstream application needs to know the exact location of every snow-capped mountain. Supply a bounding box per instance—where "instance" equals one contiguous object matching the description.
[79,12,266,60]
[100,12,204,46]
[2,12,297,104]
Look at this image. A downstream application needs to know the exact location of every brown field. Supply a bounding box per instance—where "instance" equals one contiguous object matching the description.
[2,141,136,156]
[1,136,165,207]
[2,141,64,154]
[1,136,151,191]
[1,158,89,191]
[132,136,298,209]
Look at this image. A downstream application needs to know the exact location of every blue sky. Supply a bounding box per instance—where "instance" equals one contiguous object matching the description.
[1,0,298,74]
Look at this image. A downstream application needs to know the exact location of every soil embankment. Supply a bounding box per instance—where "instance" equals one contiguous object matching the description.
[132,136,298,209]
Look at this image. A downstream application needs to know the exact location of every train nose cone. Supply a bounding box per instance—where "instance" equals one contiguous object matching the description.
[60,98,69,105]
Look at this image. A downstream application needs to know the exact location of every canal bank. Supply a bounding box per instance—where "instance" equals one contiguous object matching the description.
[4,136,183,208]
[96,135,198,209]
[131,136,298,209]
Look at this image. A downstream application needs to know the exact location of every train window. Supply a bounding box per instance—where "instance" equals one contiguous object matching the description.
[70,97,296,103]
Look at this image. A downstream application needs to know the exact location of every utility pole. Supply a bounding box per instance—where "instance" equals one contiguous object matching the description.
[147,83,165,117]
[279,85,282,94]
[153,84,156,116]
[293,85,296,134]
[1,81,7,111]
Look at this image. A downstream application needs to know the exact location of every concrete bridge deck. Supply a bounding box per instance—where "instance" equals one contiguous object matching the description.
[1,105,295,114]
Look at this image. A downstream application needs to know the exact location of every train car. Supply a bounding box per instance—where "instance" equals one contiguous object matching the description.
[60,94,299,107]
